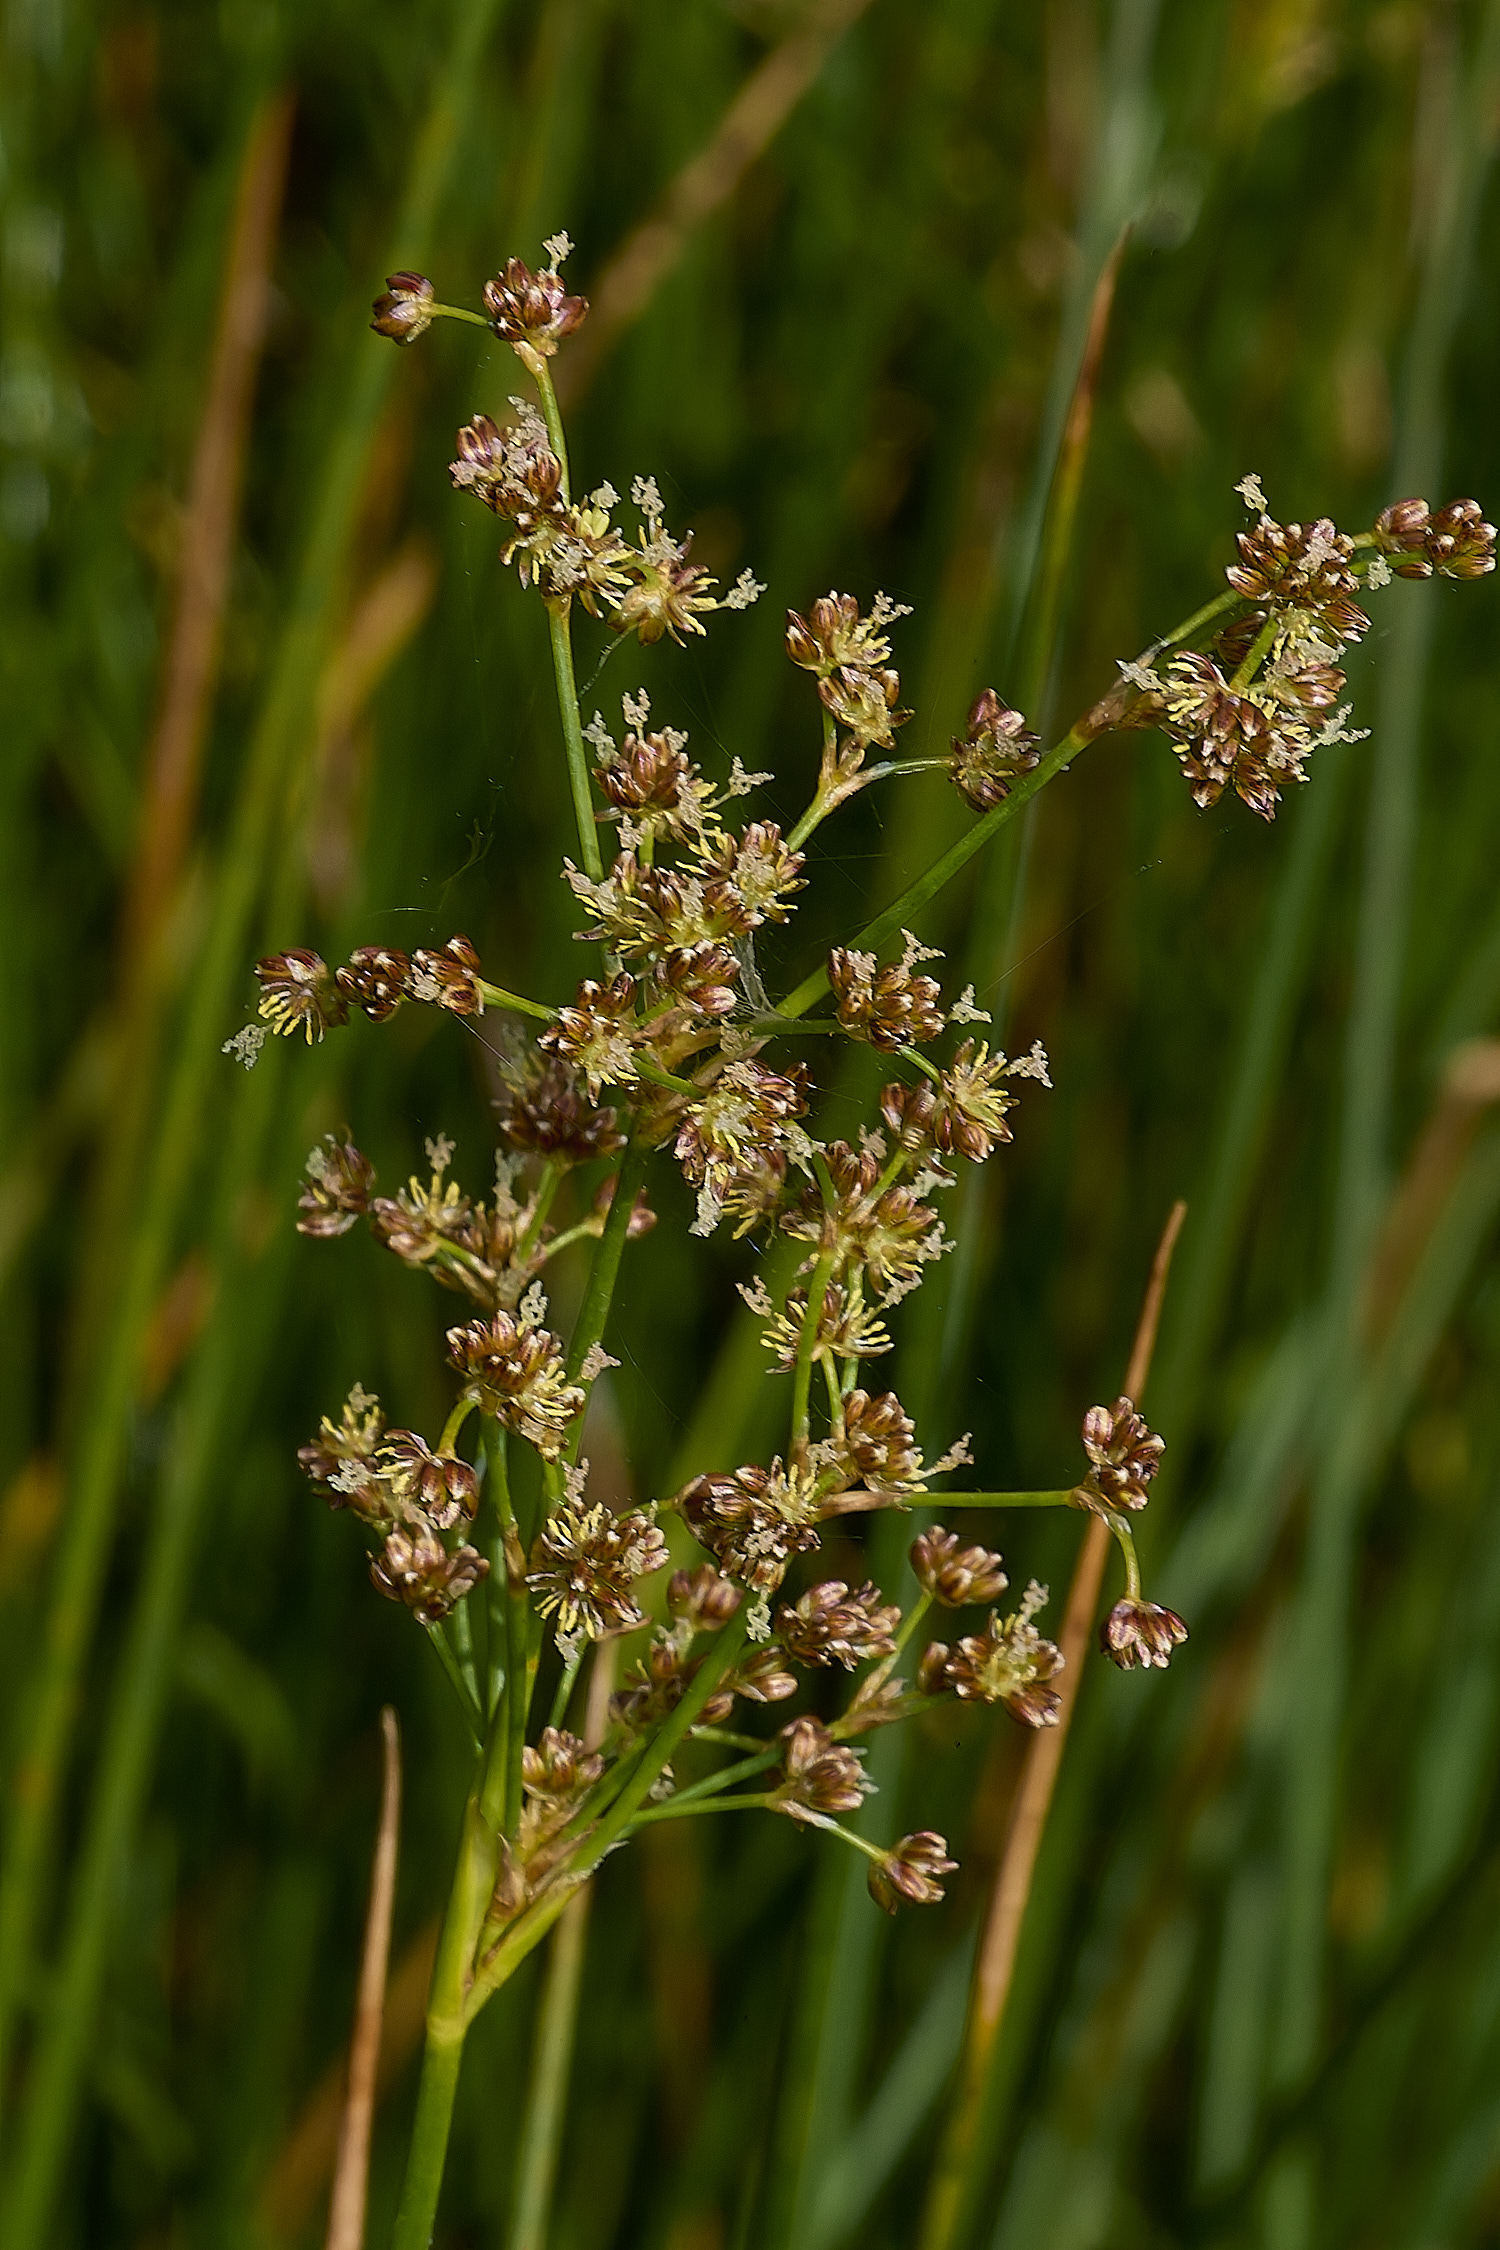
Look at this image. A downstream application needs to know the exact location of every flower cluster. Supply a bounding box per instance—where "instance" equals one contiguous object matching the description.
[297,1385,487,1623]
[919,1581,1065,1729]
[252,934,488,1044]
[527,1494,669,1640]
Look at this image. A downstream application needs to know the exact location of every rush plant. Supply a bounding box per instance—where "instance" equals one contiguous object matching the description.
[233,242,1494,2246]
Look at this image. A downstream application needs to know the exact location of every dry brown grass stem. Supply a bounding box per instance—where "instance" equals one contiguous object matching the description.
[1363,1038,1500,1344]
[123,89,294,969]
[920,1199,1187,2250]
[325,1709,403,2250]
[554,0,874,405]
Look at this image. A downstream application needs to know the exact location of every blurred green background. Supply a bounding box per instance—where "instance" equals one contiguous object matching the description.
[2,0,1499,2244]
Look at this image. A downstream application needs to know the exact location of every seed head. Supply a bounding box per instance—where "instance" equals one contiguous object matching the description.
[336,945,412,1021]
[868,1831,958,1913]
[910,1526,1008,1608]
[949,689,1041,811]
[497,1054,626,1163]
[1162,652,1315,821]
[298,1386,387,1523]
[539,974,640,1098]
[522,1726,605,1803]
[674,1060,810,1210]
[255,949,348,1043]
[1425,497,1496,580]
[676,1458,825,1592]
[371,1523,488,1623]
[667,1564,742,1631]
[784,590,909,677]
[1225,515,1368,642]
[695,823,807,927]
[410,935,486,1015]
[839,1389,924,1492]
[1099,1597,1188,1670]
[483,256,588,355]
[776,1580,901,1669]
[1080,1396,1164,1511]
[657,941,740,1018]
[446,1310,585,1459]
[829,947,945,1049]
[817,663,909,750]
[450,407,564,519]
[725,1644,798,1702]
[378,1429,480,1530]
[774,1717,873,1822]
[370,271,435,344]
[298,1134,375,1237]
[760,1281,892,1369]
[921,1581,1064,1728]
[527,1498,669,1639]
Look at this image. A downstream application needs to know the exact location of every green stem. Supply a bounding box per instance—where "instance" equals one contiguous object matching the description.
[563,1130,650,1392]
[548,1648,584,1730]
[929,1488,1079,1508]
[439,1393,478,1455]
[1228,611,1281,693]
[629,1792,775,1826]
[429,301,492,328]
[391,1791,499,2250]
[791,1253,837,1451]
[583,1618,750,1866]
[634,1055,699,1097]
[508,1889,592,2250]
[426,1622,485,1744]
[529,356,571,498]
[546,603,603,881]
[475,978,556,1021]
[516,1159,564,1260]
[1097,1505,1143,1599]
[664,1743,782,1809]
[446,1598,481,1712]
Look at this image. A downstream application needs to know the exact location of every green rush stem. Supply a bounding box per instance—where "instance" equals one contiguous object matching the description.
[516,1158,564,1259]
[580,1618,750,1866]
[1099,1508,1142,1600]
[446,1598,482,1711]
[427,1623,485,1745]
[508,1883,591,2250]
[564,1129,651,1393]
[547,1648,584,1731]
[440,1393,478,1455]
[1142,586,1238,658]
[1229,611,1281,693]
[480,1421,513,1821]
[791,1254,837,1452]
[786,711,842,850]
[530,356,571,499]
[430,301,492,328]
[864,1590,932,1697]
[634,1055,699,1097]
[546,603,603,881]
[774,723,1090,1020]
[391,1792,500,2250]
[476,978,556,1021]
[934,1489,1079,1508]
[663,1744,782,1809]
[628,1793,774,1826]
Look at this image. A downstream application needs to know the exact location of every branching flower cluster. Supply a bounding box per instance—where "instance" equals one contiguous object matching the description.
[234,242,1492,2236]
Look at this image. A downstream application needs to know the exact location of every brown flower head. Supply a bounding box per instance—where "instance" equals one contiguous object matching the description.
[949,689,1041,812]
[1099,1597,1188,1671]
[761,1281,892,1370]
[674,1059,810,1218]
[298,1386,386,1522]
[483,255,588,356]
[784,590,908,678]
[910,1526,1009,1608]
[676,1458,825,1592]
[255,949,348,1043]
[410,935,486,1016]
[667,1564,742,1632]
[657,942,740,1019]
[695,822,807,927]
[370,271,435,344]
[839,1389,924,1492]
[868,1830,958,1913]
[1425,497,1496,580]
[922,1581,1064,1728]
[497,1053,625,1164]
[598,726,693,815]
[298,1134,375,1237]
[1225,515,1368,642]
[818,663,909,750]
[829,946,945,1050]
[1373,495,1433,574]
[1162,652,1316,821]
[336,945,412,1021]
[725,1645,798,1703]
[446,1310,585,1459]
[378,1429,480,1531]
[776,1580,901,1670]
[1080,1396,1164,1512]
[783,1144,946,1304]
[522,1725,605,1804]
[450,407,564,522]
[538,974,640,1099]
[527,1497,669,1639]
[774,1716,873,1823]
[369,1168,477,1272]
[371,1523,487,1624]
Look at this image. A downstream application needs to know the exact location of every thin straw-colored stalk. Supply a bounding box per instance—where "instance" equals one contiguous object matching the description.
[326,1709,402,2250]
[553,0,875,407]
[918,1199,1186,2250]
[0,0,505,2206]
[507,1647,614,2250]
